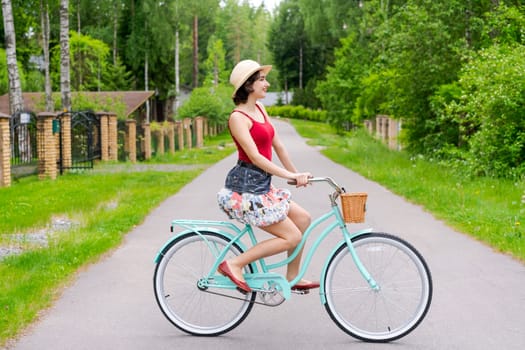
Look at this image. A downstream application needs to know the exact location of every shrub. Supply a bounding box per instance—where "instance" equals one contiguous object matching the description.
[266,105,327,122]
[177,85,233,126]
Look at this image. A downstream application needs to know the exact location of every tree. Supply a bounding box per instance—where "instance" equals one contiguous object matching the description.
[40,0,53,111]
[60,0,71,111]
[1,0,24,114]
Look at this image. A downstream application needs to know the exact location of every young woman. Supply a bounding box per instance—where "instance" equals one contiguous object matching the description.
[217,60,319,293]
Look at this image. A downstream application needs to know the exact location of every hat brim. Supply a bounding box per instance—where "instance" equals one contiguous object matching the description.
[232,65,272,97]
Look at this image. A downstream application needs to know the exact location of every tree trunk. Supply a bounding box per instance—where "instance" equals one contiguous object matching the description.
[192,15,198,88]
[175,30,180,114]
[2,0,30,162]
[1,0,24,114]
[299,44,303,90]
[40,0,53,111]
[60,0,71,111]
[113,0,118,65]
[145,52,150,122]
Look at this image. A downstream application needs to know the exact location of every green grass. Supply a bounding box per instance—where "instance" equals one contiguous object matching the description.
[290,119,525,262]
[0,137,235,346]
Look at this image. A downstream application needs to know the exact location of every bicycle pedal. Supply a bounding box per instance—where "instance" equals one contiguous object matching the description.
[292,289,310,295]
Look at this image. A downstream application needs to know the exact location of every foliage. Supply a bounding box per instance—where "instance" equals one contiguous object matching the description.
[177,84,233,124]
[266,105,327,122]
[0,48,26,95]
[49,31,131,92]
[445,44,525,178]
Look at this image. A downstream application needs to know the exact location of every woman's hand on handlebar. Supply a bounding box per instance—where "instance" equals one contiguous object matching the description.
[290,172,312,187]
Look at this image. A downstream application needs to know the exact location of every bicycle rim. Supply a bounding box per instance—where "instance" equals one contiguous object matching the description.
[324,233,432,342]
[153,232,255,336]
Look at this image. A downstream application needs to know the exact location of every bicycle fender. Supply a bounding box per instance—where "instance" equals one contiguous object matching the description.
[319,228,374,304]
[154,227,246,263]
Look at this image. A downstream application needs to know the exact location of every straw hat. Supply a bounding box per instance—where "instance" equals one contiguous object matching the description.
[229,60,272,96]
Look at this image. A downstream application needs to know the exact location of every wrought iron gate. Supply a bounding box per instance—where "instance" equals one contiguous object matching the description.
[10,111,39,178]
[58,111,101,173]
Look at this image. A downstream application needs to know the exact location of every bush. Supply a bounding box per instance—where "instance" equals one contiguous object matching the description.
[445,44,525,178]
[177,85,233,126]
[266,105,327,122]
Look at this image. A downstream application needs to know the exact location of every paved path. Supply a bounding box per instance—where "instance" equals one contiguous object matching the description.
[6,119,525,350]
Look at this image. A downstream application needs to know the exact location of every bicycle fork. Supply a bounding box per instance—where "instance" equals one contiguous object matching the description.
[320,228,379,304]
[342,231,380,291]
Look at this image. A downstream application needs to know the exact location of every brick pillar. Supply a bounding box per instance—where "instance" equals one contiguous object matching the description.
[183,118,192,149]
[60,112,72,170]
[203,118,208,138]
[156,128,165,155]
[167,121,175,154]
[37,112,58,180]
[0,113,11,187]
[364,119,374,134]
[108,113,118,161]
[388,118,401,150]
[175,120,183,150]
[126,119,137,162]
[142,123,151,160]
[98,113,109,161]
[194,116,204,148]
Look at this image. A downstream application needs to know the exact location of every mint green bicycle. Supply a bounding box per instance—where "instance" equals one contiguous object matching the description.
[153,177,432,342]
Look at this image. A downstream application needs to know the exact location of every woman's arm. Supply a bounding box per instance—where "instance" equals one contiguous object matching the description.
[229,110,310,186]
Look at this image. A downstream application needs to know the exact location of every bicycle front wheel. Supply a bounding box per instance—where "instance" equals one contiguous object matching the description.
[153,231,256,336]
[324,233,432,342]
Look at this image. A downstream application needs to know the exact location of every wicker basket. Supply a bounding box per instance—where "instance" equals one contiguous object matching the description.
[340,192,368,223]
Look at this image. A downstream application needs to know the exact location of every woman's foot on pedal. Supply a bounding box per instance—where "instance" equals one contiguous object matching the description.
[218,261,252,293]
[291,279,320,291]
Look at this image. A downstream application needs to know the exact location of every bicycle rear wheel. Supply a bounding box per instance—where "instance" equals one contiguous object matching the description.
[153,231,255,336]
[324,233,432,342]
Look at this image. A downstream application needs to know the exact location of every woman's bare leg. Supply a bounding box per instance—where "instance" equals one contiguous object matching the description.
[225,216,302,282]
[224,201,311,283]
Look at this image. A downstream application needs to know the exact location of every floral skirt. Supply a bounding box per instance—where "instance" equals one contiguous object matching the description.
[217,185,291,227]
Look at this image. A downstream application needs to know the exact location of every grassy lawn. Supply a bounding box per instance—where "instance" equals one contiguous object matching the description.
[291,119,525,262]
[0,133,235,346]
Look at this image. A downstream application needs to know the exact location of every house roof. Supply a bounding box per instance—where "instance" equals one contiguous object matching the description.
[0,91,155,117]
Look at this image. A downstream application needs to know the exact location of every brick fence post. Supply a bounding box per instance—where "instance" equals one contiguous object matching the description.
[156,128,165,155]
[98,112,109,161]
[0,113,11,187]
[388,118,401,150]
[203,118,208,138]
[194,116,204,148]
[60,112,72,170]
[167,121,175,154]
[108,114,118,161]
[183,118,192,149]
[37,112,58,180]
[175,120,183,150]
[126,119,137,162]
[142,123,151,160]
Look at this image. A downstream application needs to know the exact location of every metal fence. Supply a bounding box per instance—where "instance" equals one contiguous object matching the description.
[10,111,39,178]
[58,111,101,173]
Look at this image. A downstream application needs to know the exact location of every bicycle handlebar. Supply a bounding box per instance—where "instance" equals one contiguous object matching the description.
[287,177,345,194]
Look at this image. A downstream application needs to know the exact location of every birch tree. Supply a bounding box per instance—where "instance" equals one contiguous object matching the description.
[40,0,53,111]
[60,0,71,111]
[1,0,24,114]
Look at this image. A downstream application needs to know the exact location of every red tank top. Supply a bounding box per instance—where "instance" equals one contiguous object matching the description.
[230,104,274,162]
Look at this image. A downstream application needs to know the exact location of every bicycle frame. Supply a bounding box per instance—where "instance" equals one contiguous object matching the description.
[155,196,377,304]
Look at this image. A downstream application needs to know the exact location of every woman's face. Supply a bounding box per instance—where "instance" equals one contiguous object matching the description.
[251,73,270,99]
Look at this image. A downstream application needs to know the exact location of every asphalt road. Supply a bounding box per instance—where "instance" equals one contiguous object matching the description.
[6,119,525,350]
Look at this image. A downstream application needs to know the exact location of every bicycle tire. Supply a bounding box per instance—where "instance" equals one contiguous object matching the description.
[153,231,256,336]
[324,232,432,342]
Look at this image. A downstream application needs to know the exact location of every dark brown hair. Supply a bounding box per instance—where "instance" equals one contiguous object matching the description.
[233,70,261,105]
